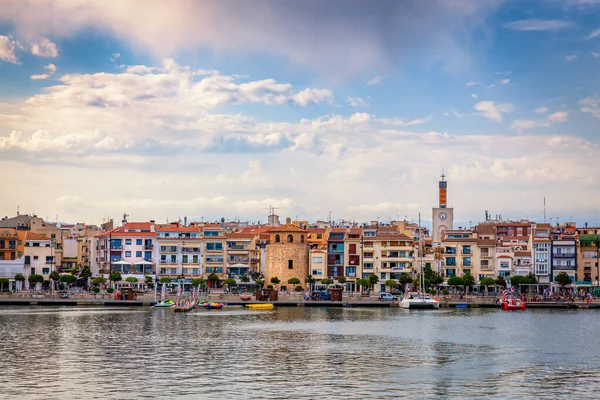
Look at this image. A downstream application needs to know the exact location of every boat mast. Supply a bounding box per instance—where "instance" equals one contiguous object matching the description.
[419,212,423,298]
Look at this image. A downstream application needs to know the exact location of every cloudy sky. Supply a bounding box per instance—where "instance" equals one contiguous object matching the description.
[1,0,599,227]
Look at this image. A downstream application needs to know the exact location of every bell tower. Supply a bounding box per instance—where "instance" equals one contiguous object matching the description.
[432,172,454,246]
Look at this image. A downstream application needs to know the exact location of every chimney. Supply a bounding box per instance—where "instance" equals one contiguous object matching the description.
[220,217,225,229]
[184,216,188,227]
[286,217,291,224]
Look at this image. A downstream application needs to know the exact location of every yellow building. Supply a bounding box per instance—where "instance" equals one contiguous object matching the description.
[200,223,227,282]
[441,229,477,279]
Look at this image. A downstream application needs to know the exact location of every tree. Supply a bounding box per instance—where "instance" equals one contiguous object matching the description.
[191,278,205,287]
[413,277,431,290]
[555,271,572,288]
[28,274,44,285]
[208,273,220,287]
[270,276,281,288]
[80,267,92,281]
[356,278,369,294]
[145,275,154,285]
[14,273,25,282]
[240,275,250,283]
[70,266,79,275]
[337,276,347,284]
[305,275,316,291]
[93,276,107,286]
[49,270,60,282]
[510,275,527,290]
[368,275,379,288]
[109,270,122,284]
[320,278,334,285]
[125,276,139,283]
[60,274,77,284]
[287,277,301,290]
[447,276,465,287]
[280,285,288,292]
[495,275,507,288]
[223,278,237,291]
[0,278,9,292]
[525,273,538,284]
[159,277,172,284]
[399,273,413,292]
[480,277,495,287]
[463,272,475,289]
[255,279,264,287]
[384,279,397,292]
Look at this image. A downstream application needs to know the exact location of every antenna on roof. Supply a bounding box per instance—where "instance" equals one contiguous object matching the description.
[543,196,546,223]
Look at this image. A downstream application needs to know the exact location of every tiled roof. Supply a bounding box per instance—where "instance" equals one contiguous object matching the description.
[514,251,531,257]
[497,255,513,259]
[477,239,496,246]
[308,228,327,234]
[226,232,256,239]
[240,226,272,234]
[26,232,51,241]
[476,224,496,234]
[268,224,307,233]
[155,224,200,233]
[375,233,413,241]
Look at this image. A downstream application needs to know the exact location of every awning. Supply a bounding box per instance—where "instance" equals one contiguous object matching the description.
[112,260,131,265]
[135,260,153,265]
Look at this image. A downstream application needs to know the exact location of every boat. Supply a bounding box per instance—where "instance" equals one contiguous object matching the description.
[174,305,195,312]
[207,302,224,310]
[501,292,526,311]
[246,304,274,310]
[399,212,440,310]
[153,300,175,308]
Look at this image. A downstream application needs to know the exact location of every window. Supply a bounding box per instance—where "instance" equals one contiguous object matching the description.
[183,255,188,264]
[161,255,166,262]
[312,269,323,275]
[171,255,177,263]
[204,231,219,236]
[316,234,322,239]
[33,242,40,247]
[144,251,151,260]
[463,257,471,267]
[288,260,294,269]
[206,243,223,251]
[363,262,373,270]
[346,267,356,277]
[275,235,280,243]
[364,252,373,258]
[160,246,167,252]
[463,245,471,254]
[500,261,509,269]
[349,244,357,254]
[125,239,132,245]
[287,234,293,243]
[45,256,53,263]
[136,239,143,245]
[42,268,49,274]
[51,233,56,239]
[300,235,305,244]
[33,256,39,260]
[125,251,132,257]
[31,267,35,275]
[25,256,31,264]
[136,251,142,257]
[311,256,323,263]
[193,255,198,263]
[446,257,456,266]
[380,273,386,279]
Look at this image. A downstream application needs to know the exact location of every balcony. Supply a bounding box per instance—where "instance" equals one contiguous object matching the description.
[480,264,494,270]
[227,245,248,250]
[144,244,154,250]
[182,248,200,253]
[110,245,123,250]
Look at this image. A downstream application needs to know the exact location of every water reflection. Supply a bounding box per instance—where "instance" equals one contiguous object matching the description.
[0,307,599,399]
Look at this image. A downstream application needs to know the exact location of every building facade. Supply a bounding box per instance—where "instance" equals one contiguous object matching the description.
[156,222,202,279]
[265,223,309,288]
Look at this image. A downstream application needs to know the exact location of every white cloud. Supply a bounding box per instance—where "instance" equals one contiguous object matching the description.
[474,101,512,122]
[510,119,550,132]
[376,116,431,126]
[505,19,573,31]
[580,97,600,119]
[30,63,57,80]
[471,93,478,99]
[500,78,510,84]
[586,28,600,39]
[109,52,120,62]
[547,111,568,123]
[466,81,478,86]
[291,88,333,107]
[591,52,600,58]
[565,55,577,61]
[31,38,58,57]
[0,35,20,63]
[487,84,496,89]
[347,96,369,108]
[534,107,549,114]
[367,76,382,86]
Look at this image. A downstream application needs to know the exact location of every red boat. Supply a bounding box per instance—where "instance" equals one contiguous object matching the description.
[501,292,526,311]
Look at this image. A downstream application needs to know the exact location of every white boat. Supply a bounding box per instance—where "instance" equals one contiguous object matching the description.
[399,293,440,309]
[399,212,440,310]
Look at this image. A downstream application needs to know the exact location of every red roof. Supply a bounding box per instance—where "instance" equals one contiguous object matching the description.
[268,224,307,233]
[155,224,200,233]
[95,222,156,238]
[226,232,256,239]
[26,232,51,241]
[308,228,327,234]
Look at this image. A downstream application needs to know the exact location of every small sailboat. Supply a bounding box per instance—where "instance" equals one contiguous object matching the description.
[399,212,440,310]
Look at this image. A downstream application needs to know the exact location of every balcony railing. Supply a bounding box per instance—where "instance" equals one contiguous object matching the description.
[144,245,153,250]
[480,264,494,270]
[227,245,248,250]
[110,245,123,250]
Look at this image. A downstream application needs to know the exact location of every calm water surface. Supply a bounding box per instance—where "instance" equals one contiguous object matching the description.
[1,306,599,399]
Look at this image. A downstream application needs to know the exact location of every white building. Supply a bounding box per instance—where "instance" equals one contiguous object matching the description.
[156,222,202,278]
[24,232,55,286]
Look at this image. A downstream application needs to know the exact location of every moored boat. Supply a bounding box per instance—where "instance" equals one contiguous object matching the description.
[501,292,526,311]
[153,300,175,308]
[399,293,440,309]
[246,304,274,310]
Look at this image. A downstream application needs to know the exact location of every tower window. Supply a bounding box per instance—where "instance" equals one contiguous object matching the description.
[287,234,293,243]
[288,260,293,269]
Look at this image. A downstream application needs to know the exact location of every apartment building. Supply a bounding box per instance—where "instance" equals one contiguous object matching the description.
[156,222,202,279]
[307,228,328,249]
[24,232,54,284]
[343,228,362,292]
[201,223,227,281]
[441,229,477,279]
[327,228,346,277]
[94,222,156,277]
[309,248,327,280]
[550,225,577,285]
[530,223,551,284]
[0,228,25,261]
[578,232,599,285]
[226,231,259,278]
[475,224,497,281]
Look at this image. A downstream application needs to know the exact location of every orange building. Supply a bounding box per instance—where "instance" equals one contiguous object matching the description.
[0,228,26,261]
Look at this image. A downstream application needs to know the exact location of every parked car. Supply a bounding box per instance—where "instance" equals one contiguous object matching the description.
[379,293,398,301]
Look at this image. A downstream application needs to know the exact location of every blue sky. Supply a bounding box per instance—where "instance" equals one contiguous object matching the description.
[1,0,599,226]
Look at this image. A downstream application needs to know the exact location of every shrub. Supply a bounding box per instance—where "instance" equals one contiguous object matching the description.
[280,285,288,292]
[91,286,100,294]
[443,289,450,296]
[59,283,65,291]
[294,286,304,292]
[267,285,273,289]
[107,287,114,294]
[60,274,77,284]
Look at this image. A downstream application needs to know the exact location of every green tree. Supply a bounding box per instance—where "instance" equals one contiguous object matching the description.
[447,276,465,287]
[356,278,369,294]
[192,278,205,287]
[109,270,122,284]
[287,277,301,290]
[495,275,507,288]
[0,278,9,292]
[159,277,172,284]
[280,285,288,292]
[14,273,25,282]
[70,266,79,275]
[510,275,527,290]
[525,273,538,284]
[463,272,475,288]
[208,273,220,287]
[270,276,281,288]
[145,275,154,286]
[125,276,139,283]
[413,277,431,289]
[555,271,572,288]
[320,278,334,285]
[49,270,60,282]
[337,276,347,284]
[28,274,44,285]
[368,275,379,288]
[255,279,264,287]
[223,278,237,291]
[305,275,316,291]
[80,267,92,281]
[480,277,495,287]
[93,276,107,286]
[240,275,250,283]
[399,273,413,292]
[384,279,397,292]
[60,274,77,284]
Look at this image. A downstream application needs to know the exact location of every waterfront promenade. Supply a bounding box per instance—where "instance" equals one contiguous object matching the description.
[2,292,599,309]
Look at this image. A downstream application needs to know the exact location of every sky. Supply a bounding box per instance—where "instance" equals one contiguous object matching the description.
[1,0,600,227]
